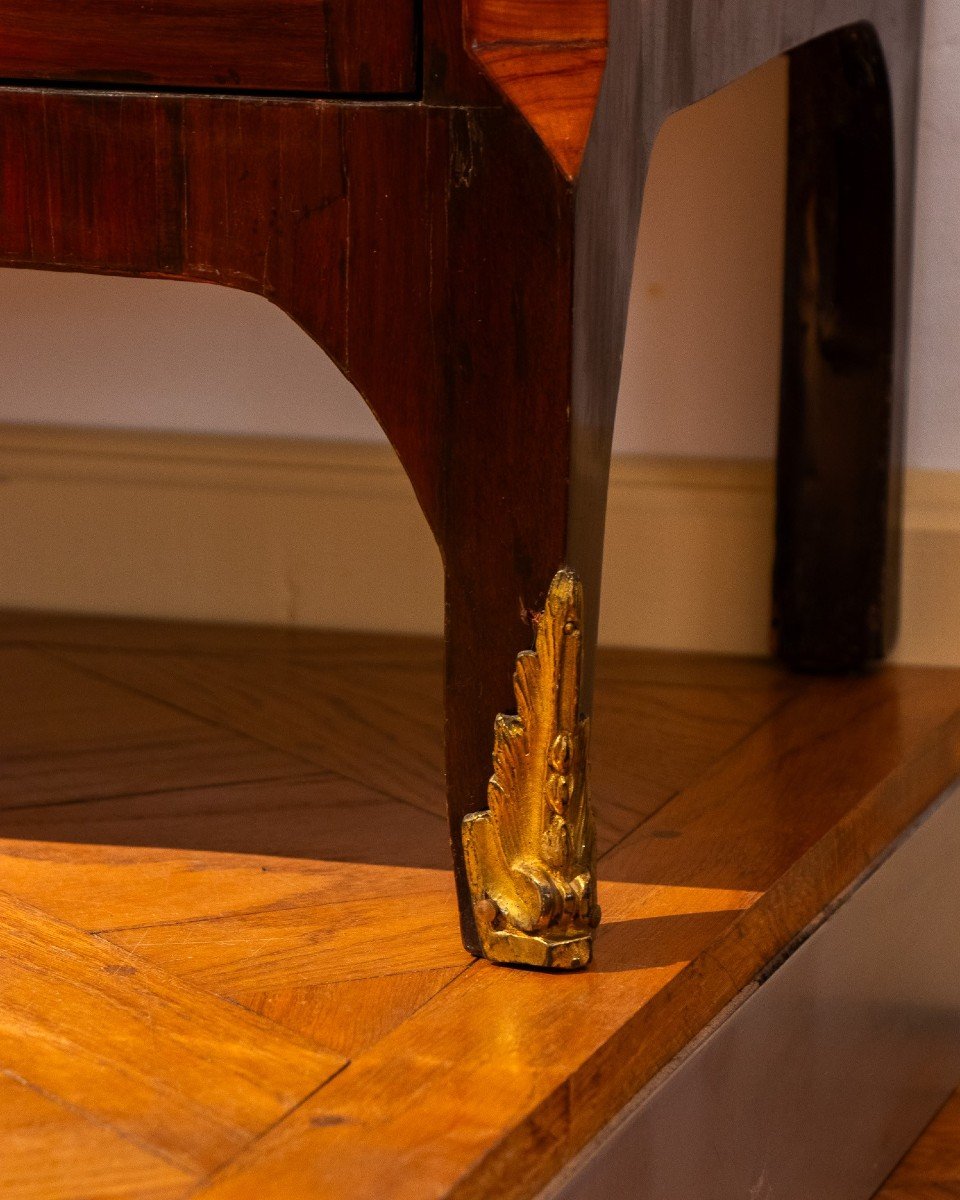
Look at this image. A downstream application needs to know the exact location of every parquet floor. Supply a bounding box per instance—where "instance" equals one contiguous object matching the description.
[1,609,959,1199]
[876,1088,960,1197]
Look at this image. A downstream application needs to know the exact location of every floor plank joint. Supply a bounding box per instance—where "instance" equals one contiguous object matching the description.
[0,609,957,1198]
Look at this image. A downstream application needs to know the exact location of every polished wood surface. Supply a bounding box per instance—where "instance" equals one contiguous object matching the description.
[464,0,607,178]
[0,0,417,94]
[875,1089,960,1198]
[775,26,899,670]
[0,1,925,955]
[0,610,957,1198]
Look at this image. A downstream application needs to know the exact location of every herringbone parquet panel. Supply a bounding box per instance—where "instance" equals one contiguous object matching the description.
[0,610,957,1199]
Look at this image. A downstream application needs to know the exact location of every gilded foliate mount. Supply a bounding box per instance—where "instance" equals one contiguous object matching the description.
[462,569,600,970]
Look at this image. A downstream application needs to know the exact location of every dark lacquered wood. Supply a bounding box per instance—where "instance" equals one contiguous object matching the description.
[0,0,925,954]
[0,0,417,94]
[775,26,901,671]
[569,2,922,703]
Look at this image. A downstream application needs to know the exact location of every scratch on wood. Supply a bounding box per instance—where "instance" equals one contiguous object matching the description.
[450,108,481,189]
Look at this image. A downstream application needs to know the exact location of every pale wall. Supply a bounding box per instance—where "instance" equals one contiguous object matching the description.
[0,5,955,469]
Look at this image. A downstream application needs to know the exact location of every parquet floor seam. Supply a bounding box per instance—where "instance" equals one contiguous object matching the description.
[594,680,808,865]
[0,769,327,814]
[93,882,463,936]
[1,613,958,1199]
[37,643,335,765]
[1,765,451,838]
[45,643,452,824]
[1,885,342,1054]
[1,1064,198,1180]
[185,1056,358,1196]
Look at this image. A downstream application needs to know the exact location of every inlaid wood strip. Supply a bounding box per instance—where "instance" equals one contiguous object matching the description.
[0,773,452,931]
[231,967,469,1059]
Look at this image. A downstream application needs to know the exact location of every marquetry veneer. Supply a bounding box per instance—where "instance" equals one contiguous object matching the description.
[0,610,957,1198]
[0,0,926,965]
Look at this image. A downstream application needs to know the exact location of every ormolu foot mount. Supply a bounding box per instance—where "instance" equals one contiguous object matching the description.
[463,569,600,969]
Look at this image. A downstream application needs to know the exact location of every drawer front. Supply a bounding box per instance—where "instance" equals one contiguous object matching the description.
[0,1,417,95]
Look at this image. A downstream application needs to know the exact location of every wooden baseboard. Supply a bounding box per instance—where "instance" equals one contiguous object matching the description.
[1,423,957,664]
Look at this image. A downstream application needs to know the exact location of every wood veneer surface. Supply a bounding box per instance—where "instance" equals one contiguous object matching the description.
[0,1,922,957]
[0,609,958,1199]
[0,0,417,94]
[874,1088,960,1198]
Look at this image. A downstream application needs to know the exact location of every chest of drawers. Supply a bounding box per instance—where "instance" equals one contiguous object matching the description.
[0,0,925,973]
[0,0,417,93]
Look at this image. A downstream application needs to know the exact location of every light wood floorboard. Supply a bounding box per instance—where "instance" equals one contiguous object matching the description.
[0,610,957,1198]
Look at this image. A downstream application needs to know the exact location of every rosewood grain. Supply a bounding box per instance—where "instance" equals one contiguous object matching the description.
[464,0,607,178]
[0,0,417,94]
[0,0,925,955]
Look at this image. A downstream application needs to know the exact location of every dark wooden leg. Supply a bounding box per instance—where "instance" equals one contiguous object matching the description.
[433,111,611,963]
[440,416,573,958]
[442,447,609,966]
[775,24,902,672]
[439,288,612,964]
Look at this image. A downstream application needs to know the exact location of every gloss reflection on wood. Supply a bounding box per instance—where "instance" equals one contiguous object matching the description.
[0,0,925,960]
[0,611,958,1199]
